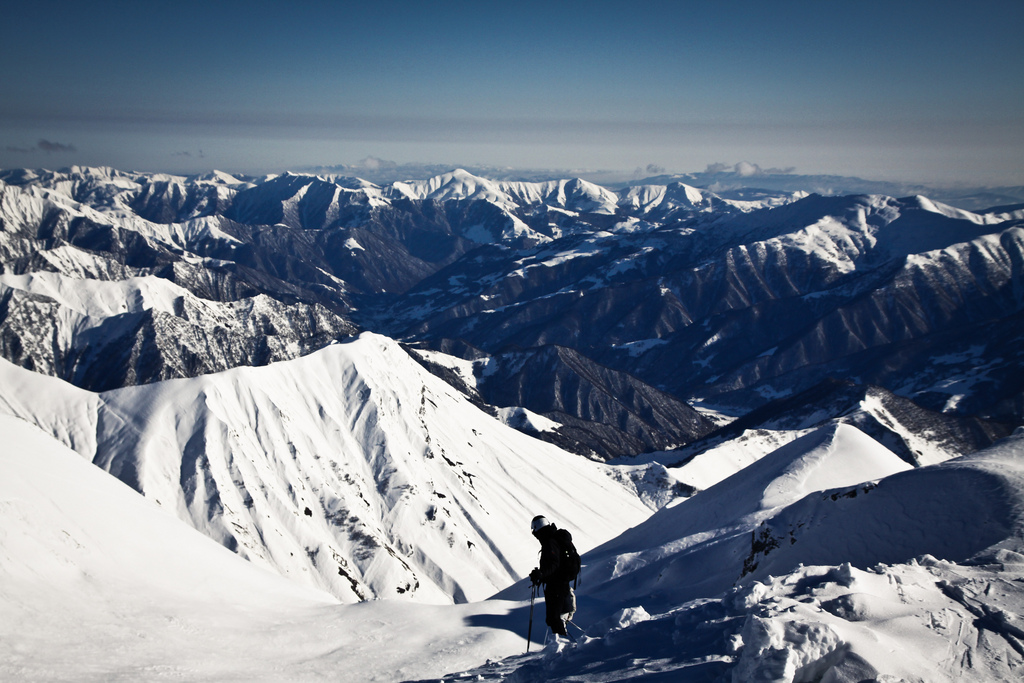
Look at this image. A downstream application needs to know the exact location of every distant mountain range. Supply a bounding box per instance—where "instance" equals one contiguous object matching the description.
[303,159,1024,211]
[1,165,1020,465]
[637,168,1024,212]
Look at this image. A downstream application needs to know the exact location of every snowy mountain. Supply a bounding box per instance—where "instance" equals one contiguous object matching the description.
[1,163,1023,680]
[384,192,1023,453]
[1,163,1018,467]
[475,425,1024,682]
[635,165,1024,211]
[0,161,1019,468]
[0,164,804,455]
[0,413,525,682]
[0,334,653,603]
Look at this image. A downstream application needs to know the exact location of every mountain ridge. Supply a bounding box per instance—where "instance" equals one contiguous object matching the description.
[0,333,655,603]
[1,165,1020,460]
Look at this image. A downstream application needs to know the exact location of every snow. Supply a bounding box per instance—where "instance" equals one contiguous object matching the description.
[611,337,669,358]
[388,170,623,218]
[589,424,913,565]
[496,406,562,433]
[4,412,1024,681]
[394,169,511,207]
[672,428,811,491]
[912,194,1006,226]
[0,333,652,604]
[0,414,523,682]
[413,348,480,390]
[0,271,190,318]
[462,223,497,243]
[442,556,1024,682]
[196,169,245,185]
[477,429,1024,682]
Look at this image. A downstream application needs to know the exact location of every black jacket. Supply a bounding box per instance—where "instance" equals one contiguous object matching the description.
[533,525,566,586]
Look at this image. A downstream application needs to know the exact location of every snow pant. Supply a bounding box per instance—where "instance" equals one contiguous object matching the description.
[543,582,572,635]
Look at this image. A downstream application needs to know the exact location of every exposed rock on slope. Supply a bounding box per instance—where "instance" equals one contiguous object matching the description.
[472,345,716,459]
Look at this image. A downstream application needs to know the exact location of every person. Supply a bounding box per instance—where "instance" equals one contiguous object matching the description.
[528,515,575,638]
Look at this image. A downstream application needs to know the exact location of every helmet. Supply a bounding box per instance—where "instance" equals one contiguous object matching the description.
[531,515,551,533]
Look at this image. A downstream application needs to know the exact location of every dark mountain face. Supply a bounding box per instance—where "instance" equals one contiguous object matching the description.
[129,179,234,223]
[472,345,717,460]
[381,197,1024,428]
[1,167,1020,458]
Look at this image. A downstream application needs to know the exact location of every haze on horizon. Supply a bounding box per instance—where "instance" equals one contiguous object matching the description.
[1,0,1022,186]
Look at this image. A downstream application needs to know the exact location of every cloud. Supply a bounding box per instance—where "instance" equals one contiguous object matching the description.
[354,156,396,171]
[6,139,77,154]
[37,139,77,153]
[172,149,205,159]
[704,161,796,176]
[633,163,668,180]
[735,161,760,177]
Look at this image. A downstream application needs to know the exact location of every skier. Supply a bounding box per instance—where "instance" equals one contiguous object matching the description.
[528,515,578,640]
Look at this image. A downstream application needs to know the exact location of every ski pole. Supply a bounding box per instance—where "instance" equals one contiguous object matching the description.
[526,583,536,653]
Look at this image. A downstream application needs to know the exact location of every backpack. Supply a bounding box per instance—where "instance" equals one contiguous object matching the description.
[553,527,581,585]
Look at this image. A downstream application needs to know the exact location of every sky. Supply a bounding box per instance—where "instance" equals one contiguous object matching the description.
[1,0,1022,185]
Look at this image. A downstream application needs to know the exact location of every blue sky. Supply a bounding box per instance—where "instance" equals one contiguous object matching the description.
[1,0,1022,184]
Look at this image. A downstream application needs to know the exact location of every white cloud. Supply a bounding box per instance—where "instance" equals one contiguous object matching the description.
[735,161,760,177]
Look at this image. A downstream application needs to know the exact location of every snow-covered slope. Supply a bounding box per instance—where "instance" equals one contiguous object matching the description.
[0,332,652,604]
[736,434,1024,584]
[0,413,527,682]
[450,554,1024,683]
[473,428,1024,683]
[4,368,1023,682]
[578,422,1023,610]
[578,423,913,603]
[0,413,333,610]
